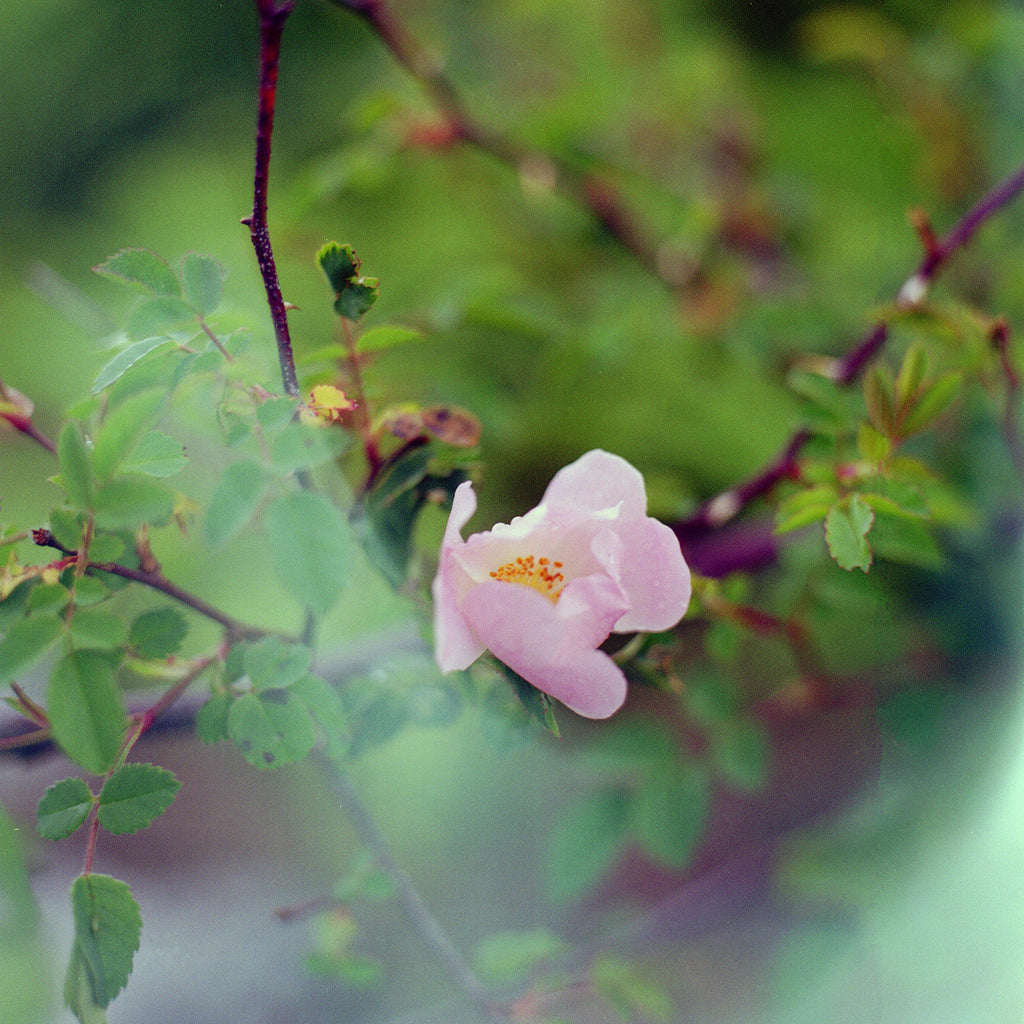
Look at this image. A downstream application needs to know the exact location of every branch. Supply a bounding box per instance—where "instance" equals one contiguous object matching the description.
[327,0,680,290]
[31,529,293,644]
[675,159,1024,557]
[243,0,301,397]
[325,766,509,1023]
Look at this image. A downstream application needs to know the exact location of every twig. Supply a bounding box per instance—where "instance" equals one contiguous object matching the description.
[31,528,293,644]
[327,0,676,289]
[243,0,300,398]
[676,159,1024,547]
[326,766,509,1023]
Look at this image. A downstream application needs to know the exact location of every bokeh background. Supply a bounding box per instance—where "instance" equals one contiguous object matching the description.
[2,1,1024,1022]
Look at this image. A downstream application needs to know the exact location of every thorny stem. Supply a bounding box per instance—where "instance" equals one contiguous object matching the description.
[243,0,300,397]
[326,767,509,1024]
[328,0,675,288]
[677,159,1024,548]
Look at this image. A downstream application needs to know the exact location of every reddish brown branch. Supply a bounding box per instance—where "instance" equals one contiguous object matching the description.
[243,0,300,397]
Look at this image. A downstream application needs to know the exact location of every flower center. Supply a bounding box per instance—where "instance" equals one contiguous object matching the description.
[489,554,565,602]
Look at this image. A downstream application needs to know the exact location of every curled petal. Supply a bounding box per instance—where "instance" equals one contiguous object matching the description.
[462,581,628,718]
[543,450,647,519]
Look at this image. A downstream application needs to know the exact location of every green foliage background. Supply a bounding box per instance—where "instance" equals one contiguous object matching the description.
[2,1,1024,1022]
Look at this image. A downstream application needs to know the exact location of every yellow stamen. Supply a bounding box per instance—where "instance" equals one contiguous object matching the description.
[489,555,565,602]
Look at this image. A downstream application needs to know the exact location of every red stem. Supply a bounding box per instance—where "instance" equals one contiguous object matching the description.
[243,0,300,397]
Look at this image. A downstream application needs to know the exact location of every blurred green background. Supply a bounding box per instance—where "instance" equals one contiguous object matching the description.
[2,1,1024,1022]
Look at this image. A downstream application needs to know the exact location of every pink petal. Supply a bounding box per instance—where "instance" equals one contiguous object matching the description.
[462,580,629,718]
[610,517,692,632]
[432,482,486,671]
[543,450,648,520]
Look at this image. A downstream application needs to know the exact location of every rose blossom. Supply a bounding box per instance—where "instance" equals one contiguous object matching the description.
[432,449,691,718]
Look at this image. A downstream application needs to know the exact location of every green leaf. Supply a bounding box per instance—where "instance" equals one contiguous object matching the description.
[92,337,177,394]
[0,613,64,684]
[263,491,349,617]
[97,763,181,835]
[63,946,109,1023]
[27,581,70,613]
[91,390,165,482]
[774,484,836,535]
[204,460,266,546]
[292,673,349,759]
[48,651,126,775]
[630,763,710,868]
[37,777,94,841]
[58,422,95,509]
[92,477,173,530]
[195,691,232,744]
[316,241,379,321]
[546,788,629,903]
[593,954,673,1024]
[356,325,422,353]
[895,341,928,411]
[270,420,345,471]
[125,296,195,339]
[120,429,187,478]
[899,369,962,437]
[125,608,186,660]
[68,608,128,649]
[255,395,298,432]
[67,873,141,1008]
[856,422,891,464]
[94,249,180,297]
[243,637,313,691]
[226,690,316,768]
[83,533,125,565]
[824,494,874,572]
[50,507,86,551]
[473,928,568,985]
[863,364,896,438]
[181,252,225,317]
[868,508,943,569]
[317,241,360,293]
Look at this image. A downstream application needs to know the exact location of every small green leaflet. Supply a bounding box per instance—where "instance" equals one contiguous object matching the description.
[119,429,187,477]
[128,608,188,659]
[58,422,94,509]
[66,873,142,1009]
[37,777,94,841]
[205,460,266,546]
[48,651,126,775]
[825,494,874,572]
[317,241,379,321]
[227,690,316,768]
[0,614,64,684]
[94,248,180,297]
[242,637,313,691]
[97,763,181,835]
[92,337,177,394]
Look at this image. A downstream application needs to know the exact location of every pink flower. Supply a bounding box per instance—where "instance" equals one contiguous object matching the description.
[432,450,691,718]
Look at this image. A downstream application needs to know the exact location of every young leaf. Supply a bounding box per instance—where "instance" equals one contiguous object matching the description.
[243,637,313,691]
[181,252,226,317]
[48,651,126,775]
[37,777,94,841]
[317,242,379,321]
[0,613,64,684]
[292,673,349,759]
[58,422,95,509]
[91,390,165,482]
[128,608,188,659]
[94,249,180,297]
[895,341,928,411]
[863,364,896,438]
[824,494,874,572]
[263,490,349,617]
[226,690,316,768]
[473,929,568,986]
[92,337,177,394]
[898,369,962,437]
[97,763,181,835]
[205,460,266,546]
[67,873,142,1007]
[92,478,174,530]
[119,429,187,478]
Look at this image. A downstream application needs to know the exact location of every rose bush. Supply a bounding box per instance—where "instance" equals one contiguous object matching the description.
[432,449,692,717]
